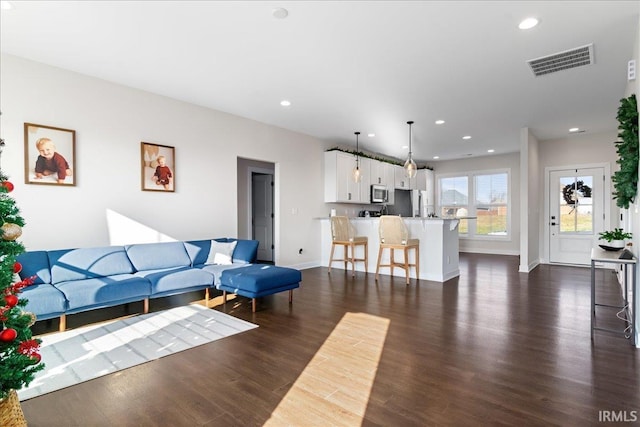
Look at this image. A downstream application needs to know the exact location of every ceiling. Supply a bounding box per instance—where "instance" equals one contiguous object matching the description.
[1,1,638,164]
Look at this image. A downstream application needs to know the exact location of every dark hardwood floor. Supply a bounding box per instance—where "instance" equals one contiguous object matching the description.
[21,254,640,426]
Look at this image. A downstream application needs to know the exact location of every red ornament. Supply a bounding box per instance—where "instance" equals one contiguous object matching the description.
[5,294,18,307]
[0,328,18,342]
[1,181,14,193]
[13,262,22,274]
[29,353,42,364]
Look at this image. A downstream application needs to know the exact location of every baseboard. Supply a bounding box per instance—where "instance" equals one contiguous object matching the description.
[519,259,540,273]
[284,261,321,270]
[460,248,520,256]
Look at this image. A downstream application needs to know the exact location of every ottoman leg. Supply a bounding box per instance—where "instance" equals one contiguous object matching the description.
[252,298,257,312]
[223,290,227,304]
[289,289,293,304]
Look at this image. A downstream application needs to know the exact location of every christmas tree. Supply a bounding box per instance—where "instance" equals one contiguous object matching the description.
[0,137,44,401]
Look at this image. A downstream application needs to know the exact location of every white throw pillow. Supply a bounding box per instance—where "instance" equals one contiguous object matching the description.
[205,240,237,265]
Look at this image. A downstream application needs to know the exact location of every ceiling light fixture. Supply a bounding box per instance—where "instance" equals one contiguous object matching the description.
[435,120,445,125]
[488,149,495,153]
[353,131,362,183]
[569,127,580,132]
[433,156,440,160]
[519,17,539,30]
[280,100,291,107]
[462,135,472,140]
[367,133,375,137]
[404,121,417,179]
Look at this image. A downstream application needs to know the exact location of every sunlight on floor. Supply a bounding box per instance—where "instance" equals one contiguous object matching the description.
[264,312,390,426]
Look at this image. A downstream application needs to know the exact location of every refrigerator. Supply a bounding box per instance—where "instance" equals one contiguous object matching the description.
[411,190,435,217]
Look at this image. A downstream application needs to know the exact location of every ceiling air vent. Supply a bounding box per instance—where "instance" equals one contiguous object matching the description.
[527,44,594,77]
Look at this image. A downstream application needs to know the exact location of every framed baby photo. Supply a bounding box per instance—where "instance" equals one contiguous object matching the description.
[141,142,175,192]
[24,123,76,186]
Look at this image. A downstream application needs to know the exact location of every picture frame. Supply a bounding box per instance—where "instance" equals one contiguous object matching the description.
[24,123,76,186]
[141,142,175,192]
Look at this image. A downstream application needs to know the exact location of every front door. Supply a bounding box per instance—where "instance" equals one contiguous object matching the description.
[549,168,604,265]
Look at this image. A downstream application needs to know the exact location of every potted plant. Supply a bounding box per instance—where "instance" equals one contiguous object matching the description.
[597,228,632,251]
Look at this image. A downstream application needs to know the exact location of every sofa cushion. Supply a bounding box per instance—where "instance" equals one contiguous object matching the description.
[185,239,259,266]
[134,266,214,296]
[219,264,301,298]
[21,283,67,320]
[199,263,248,286]
[16,251,51,285]
[49,246,134,284]
[54,274,151,312]
[125,242,191,271]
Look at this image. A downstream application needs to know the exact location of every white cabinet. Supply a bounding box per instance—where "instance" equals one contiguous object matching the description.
[324,151,370,203]
[394,165,411,189]
[370,161,395,187]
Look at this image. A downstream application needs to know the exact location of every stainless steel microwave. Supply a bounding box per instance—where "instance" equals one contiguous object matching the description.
[371,184,389,203]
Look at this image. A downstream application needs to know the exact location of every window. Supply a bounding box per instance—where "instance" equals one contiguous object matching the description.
[438,170,510,238]
[439,176,469,233]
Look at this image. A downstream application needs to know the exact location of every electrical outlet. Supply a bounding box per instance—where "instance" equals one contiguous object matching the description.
[629,60,636,81]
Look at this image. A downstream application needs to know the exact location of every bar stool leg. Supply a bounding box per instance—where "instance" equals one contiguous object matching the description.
[364,241,368,274]
[404,246,410,284]
[375,246,383,281]
[328,243,336,274]
[350,242,356,276]
[415,245,420,280]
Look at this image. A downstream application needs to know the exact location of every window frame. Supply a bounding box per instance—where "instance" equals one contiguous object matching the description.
[436,168,511,240]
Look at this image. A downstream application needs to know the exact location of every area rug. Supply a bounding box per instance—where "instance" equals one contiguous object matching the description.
[18,304,258,401]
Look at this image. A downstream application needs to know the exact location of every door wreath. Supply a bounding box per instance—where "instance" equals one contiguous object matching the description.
[562,180,591,206]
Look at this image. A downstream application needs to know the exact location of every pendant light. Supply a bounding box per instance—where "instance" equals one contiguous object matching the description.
[404,121,417,178]
[353,131,362,183]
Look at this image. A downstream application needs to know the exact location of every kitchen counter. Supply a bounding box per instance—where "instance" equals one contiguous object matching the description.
[320,217,460,282]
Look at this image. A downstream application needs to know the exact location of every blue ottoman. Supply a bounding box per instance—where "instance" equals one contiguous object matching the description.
[219,264,302,312]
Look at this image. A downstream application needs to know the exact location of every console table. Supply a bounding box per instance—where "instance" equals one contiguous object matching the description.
[590,247,636,345]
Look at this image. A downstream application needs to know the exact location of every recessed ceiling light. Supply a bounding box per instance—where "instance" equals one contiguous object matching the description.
[433,156,440,159]
[1,1,13,10]
[569,127,580,133]
[462,136,472,140]
[435,120,445,125]
[519,17,539,30]
[487,149,495,153]
[402,145,409,150]
[367,133,375,137]
[272,8,288,19]
[280,100,291,107]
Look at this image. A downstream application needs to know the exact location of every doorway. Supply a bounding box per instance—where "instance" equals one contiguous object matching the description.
[547,166,607,265]
[252,172,274,263]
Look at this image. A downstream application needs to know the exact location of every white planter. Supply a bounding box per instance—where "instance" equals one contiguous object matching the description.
[599,239,625,251]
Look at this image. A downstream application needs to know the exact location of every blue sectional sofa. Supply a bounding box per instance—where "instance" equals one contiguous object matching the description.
[16,238,264,330]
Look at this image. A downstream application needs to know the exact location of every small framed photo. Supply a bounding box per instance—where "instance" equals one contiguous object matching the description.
[141,142,175,192]
[24,123,76,186]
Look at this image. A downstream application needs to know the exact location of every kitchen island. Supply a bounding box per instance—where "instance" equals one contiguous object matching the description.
[320,217,460,282]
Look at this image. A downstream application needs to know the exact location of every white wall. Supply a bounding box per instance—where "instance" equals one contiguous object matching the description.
[0,54,327,268]
[433,152,521,255]
[627,15,639,347]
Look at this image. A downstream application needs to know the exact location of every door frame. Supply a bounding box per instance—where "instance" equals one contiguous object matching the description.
[543,162,611,265]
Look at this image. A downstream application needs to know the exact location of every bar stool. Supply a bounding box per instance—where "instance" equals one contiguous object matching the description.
[375,215,420,285]
[328,216,368,276]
